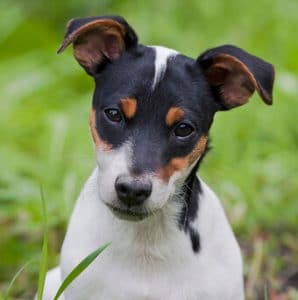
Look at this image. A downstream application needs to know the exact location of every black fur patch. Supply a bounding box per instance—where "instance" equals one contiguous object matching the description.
[189,226,200,253]
[177,147,208,253]
[178,173,201,253]
[177,142,211,253]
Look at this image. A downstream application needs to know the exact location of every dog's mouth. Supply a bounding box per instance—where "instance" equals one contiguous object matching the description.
[106,203,153,221]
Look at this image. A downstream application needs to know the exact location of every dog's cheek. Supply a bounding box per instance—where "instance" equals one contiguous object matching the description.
[148,178,170,209]
[158,136,208,183]
[149,136,208,208]
[188,136,208,166]
[158,158,188,183]
[148,168,187,210]
[89,110,112,151]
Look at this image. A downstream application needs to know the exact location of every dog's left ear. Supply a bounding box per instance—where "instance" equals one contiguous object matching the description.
[57,15,138,76]
[198,45,275,109]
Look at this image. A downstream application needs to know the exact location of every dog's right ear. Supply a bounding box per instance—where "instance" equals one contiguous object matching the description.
[197,45,275,109]
[57,16,138,76]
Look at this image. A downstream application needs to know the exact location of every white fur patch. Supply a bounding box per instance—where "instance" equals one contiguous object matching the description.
[150,46,178,89]
[95,142,132,207]
[47,171,244,300]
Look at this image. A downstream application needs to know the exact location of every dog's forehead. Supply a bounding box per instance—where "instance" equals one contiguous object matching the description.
[94,45,205,112]
[149,45,178,90]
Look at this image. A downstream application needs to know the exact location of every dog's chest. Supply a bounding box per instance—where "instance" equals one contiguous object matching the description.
[60,173,244,300]
[61,218,203,299]
[62,236,236,300]
[64,248,202,300]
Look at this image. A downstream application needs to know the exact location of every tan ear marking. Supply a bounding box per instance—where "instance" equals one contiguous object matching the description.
[57,19,125,54]
[89,109,112,151]
[165,107,185,127]
[206,54,259,108]
[57,19,127,75]
[120,98,137,119]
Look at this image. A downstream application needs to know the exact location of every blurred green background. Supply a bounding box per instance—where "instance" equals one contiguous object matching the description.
[0,0,297,299]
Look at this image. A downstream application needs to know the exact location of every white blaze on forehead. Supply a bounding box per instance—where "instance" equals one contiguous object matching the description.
[150,46,178,90]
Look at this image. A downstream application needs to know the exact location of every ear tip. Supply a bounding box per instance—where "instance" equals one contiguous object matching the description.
[267,98,273,105]
[57,38,72,54]
[57,43,66,54]
[262,92,273,105]
[263,64,275,105]
[57,46,63,54]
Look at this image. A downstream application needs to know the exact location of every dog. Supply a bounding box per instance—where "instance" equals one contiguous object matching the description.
[42,15,274,300]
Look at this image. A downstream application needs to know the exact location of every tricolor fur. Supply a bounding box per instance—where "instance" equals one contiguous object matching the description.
[41,15,275,300]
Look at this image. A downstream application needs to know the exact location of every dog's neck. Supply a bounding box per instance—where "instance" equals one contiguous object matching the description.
[178,170,202,252]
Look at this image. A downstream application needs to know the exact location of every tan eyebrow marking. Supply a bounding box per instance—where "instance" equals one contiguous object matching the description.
[120,98,137,119]
[158,136,208,182]
[165,107,185,127]
[89,109,112,151]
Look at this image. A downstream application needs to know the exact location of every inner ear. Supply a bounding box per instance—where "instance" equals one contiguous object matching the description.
[205,54,257,108]
[73,26,125,72]
[57,17,134,76]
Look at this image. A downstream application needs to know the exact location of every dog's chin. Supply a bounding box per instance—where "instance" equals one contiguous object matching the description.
[105,203,154,222]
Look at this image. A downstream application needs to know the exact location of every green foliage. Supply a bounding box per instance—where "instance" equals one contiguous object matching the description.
[53,243,110,300]
[0,0,297,299]
[3,259,35,300]
[37,187,48,300]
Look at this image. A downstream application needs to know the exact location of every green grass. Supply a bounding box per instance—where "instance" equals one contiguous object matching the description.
[0,0,297,299]
[36,186,48,300]
[3,259,35,300]
[53,243,110,300]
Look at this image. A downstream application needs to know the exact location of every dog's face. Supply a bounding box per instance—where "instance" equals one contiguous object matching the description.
[88,47,214,221]
[59,16,274,221]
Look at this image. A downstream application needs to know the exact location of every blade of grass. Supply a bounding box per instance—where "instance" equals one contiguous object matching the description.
[3,258,35,300]
[37,185,48,300]
[264,284,268,300]
[53,243,110,300]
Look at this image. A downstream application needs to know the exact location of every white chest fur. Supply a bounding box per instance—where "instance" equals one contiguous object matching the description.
[45,168,244,300]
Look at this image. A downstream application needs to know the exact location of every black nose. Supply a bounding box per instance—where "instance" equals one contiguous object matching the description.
[115,175,152,206]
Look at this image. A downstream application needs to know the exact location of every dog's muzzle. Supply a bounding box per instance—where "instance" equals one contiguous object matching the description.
[106,175,153,221]
[115,175,152,207]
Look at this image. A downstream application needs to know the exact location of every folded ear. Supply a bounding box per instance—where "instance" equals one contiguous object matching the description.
[198,45,275,109]
[57,15,138,76]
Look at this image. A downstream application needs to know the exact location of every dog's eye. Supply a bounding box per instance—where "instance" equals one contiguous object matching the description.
[174,123,194,137]
[105,109,122,122]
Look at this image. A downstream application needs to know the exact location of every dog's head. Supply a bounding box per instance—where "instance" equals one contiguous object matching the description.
[59,16,274,221]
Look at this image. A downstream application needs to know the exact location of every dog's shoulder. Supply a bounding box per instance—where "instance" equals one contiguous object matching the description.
[196,178,239,243]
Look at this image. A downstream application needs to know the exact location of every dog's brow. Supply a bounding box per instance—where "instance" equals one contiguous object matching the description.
[150,46,178,90]
[165,107,185,127]
[120,98,137,119]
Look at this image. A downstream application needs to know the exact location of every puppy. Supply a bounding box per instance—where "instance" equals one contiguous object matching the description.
[42,15,274,300]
